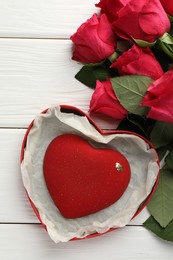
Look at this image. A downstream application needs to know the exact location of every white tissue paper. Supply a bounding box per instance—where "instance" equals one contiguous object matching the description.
[21,106,159,243]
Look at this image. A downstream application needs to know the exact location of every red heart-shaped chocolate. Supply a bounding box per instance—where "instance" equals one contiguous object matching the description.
[43,134,131,219]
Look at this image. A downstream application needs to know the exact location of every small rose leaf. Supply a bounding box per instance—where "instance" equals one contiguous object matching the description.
[144,216,173,242]
[127,114,147,136]
[147,168,173,228]
[132,37,156,47]
[149,121,173,148]
[75,65,111,88]
[117,116,147,137]
[111,75,153,115]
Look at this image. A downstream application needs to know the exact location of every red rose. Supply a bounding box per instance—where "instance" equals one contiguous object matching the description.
[141,71,173,123]
[111,45,164,80]
[96,0,130,22]
[160,0,173,17]
[70,14,116,64]
[89,79,127,119]
[96,0,170,43]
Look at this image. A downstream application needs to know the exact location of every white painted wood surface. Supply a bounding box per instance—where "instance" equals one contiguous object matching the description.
[0,39,93,127]
[1,225,173,260]
[0,0,172,259]
[0,0,97,38]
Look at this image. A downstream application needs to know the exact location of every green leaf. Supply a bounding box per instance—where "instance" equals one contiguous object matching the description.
[75,65,111,88]
[111,75,153,115]
[127,114,147,136]
[159,32,173,44]
[168,14,173,23]
[82,60,105,67]
[151,46,172,72]
[144,216,173,242]
[165,150,173,171]
[159,41,173,59]
[149,121,173,149]
[132,37,156,47]
[158,33,173,59]
[147,167,173,228]
[116,116,147,137]
[156,146,169,161]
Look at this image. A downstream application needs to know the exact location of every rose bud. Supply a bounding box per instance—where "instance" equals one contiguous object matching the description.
[111,45,164,80]
[141,71,173,124]
[96,0,170,43]
[89,79,127,119]
[160,0,173,17]
[70,14,116,64]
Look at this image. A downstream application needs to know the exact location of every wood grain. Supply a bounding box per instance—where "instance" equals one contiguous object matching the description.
[0,225,173,260]
[0,129,39,223]
[0,0,97,38]
[0,38,119,129]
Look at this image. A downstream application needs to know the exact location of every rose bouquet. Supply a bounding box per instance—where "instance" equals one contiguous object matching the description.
[70,0,173,242]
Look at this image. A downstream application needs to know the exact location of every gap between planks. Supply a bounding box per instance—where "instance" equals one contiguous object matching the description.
[0,37,69,40]
[0,222,142,227]
[0,127,27,130]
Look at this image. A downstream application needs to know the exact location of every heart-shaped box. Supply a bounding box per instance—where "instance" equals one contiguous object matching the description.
[21,105,160,243]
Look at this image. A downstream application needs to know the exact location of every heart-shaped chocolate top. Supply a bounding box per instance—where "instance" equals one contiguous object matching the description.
[43,134,131,218]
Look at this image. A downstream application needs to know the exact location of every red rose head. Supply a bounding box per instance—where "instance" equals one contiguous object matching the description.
[70,14,116,64]
[111,45,164,80]
[97,0,170,43]
[89,79,127,119]
[141,71,173,123]
[96,0,131,22]
[160,0,173,17]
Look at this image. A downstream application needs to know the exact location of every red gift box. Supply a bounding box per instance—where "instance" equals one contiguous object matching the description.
[20,105,160,242]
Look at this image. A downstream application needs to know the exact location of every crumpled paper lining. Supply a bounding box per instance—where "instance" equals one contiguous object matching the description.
[21,106,159,243]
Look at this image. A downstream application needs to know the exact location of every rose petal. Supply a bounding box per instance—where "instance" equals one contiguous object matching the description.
[111,45,163,80]
[142,71,173,123]
[90,80,127,119]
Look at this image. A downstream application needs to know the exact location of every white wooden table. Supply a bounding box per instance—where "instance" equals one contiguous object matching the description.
[0,1,173,259]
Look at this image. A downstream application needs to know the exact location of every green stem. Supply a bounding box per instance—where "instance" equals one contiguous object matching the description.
[158,33,173,59]
[159,40,173,59]
[107,52,119,63]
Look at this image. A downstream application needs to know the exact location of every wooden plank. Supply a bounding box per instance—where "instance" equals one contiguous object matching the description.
[0,0,97,38]
[0,224,173,260]
[0,38,118,129]
[0,129,149,224]
[0,38,92,127]
[0,129,39,223]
